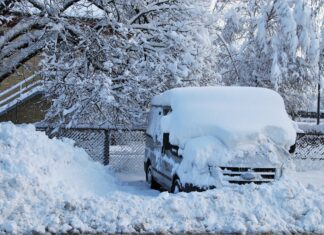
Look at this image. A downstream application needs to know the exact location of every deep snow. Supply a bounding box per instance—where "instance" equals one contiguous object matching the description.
[0,122,324,234]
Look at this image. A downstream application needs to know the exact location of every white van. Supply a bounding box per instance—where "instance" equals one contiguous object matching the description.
[144,87,296,193]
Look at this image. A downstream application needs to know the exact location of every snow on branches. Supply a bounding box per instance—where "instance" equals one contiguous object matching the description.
[0,0,322,127]
[213,0,322,114]
[39,0,219,127]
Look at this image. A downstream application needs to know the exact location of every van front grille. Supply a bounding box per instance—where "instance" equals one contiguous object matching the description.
[220,166,278,184]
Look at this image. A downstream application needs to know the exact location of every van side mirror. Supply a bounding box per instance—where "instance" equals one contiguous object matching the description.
[289,143,296,154]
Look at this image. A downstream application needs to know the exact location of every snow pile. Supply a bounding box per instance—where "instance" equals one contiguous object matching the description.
[0,122,118,197]
[0,122,118,233]
[26,173,324,234]
[152,86,296,149]
[1,122,324,234]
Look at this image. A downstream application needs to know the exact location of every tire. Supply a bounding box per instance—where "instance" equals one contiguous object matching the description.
[146,165,160,190]
[171,178,182,193]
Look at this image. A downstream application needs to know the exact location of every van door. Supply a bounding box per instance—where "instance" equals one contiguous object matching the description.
[161,133,181,187]
[146,106,169,187]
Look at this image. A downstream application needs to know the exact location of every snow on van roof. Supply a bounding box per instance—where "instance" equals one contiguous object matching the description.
[151,86,296,149]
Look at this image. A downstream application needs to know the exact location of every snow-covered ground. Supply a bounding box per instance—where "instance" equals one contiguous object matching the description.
[1,122,324,234]
[292,171,324,188]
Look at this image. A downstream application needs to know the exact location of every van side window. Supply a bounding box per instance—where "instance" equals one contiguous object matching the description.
[162,133,179,155]
[163,107,172,116]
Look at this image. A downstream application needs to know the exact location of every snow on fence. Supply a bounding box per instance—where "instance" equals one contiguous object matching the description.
[36,127,324,172]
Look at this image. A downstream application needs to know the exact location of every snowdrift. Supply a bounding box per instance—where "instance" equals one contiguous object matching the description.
[0,122,118,233]
[0,122,324,234]
[0,122,118,197]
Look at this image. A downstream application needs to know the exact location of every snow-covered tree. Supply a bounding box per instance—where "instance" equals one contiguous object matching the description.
[213,0,322,114]
[2,0,320,127]
[0,0,220,127]
[42,1,222,127]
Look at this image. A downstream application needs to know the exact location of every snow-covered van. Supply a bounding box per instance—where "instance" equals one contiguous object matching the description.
[144,87,296,192]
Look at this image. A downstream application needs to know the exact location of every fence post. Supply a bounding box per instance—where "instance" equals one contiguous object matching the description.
[103,129,110,165]
[317,83,321,125]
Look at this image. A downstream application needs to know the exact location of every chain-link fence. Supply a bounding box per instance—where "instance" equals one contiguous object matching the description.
[37,127,324,173]
[109,130,145,173]
[38,127,109,164]
[37,127,145,173]
[293,133,324,171]
[294,133,324,160]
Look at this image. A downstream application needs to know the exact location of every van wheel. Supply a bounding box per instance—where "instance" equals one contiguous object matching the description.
[171,178,182,193]
[146,165,160,190]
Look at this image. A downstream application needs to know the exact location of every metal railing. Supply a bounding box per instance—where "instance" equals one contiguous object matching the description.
[0,75,43,115]
[296,111,324,120]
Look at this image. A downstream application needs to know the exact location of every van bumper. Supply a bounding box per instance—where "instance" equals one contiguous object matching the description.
[182,183,216,192]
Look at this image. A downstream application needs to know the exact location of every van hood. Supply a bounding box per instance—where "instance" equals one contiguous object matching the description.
[175,136,287,186]
[179,136,286,167]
